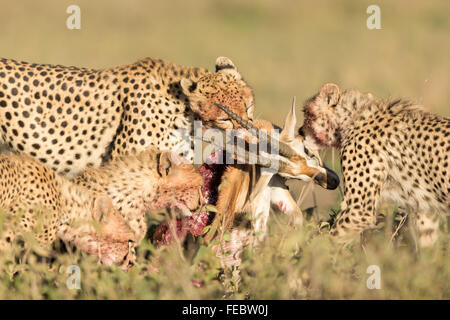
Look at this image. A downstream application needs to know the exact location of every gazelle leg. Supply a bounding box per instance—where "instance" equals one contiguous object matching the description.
[269,175,303,226]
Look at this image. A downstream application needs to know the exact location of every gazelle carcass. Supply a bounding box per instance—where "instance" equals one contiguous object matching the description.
[200,98,340,268]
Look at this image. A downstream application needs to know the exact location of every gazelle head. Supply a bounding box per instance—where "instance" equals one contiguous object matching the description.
[211,98,340,190]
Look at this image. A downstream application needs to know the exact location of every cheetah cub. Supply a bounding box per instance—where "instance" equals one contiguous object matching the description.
[0,150,204,266]
[73,150,205,243]
[0,153,136,267]
[301,83,449,246]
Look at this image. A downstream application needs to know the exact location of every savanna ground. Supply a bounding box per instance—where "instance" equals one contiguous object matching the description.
[0,0,448,299]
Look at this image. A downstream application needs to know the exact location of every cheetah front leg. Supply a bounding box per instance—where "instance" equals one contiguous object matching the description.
[330,144,385,240]
[412,210,440,248]
[0,200,59,250]
[0,216,17,250]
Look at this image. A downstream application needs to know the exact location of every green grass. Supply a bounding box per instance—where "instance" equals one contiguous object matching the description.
[0,0,448,299]
[0,212,448,299]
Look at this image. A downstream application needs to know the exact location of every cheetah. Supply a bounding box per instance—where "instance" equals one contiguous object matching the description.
[0,153,136,267]
[0,56,254,177]
[73,150,205,243]
[300,83,449,246]
[0,149,205,265]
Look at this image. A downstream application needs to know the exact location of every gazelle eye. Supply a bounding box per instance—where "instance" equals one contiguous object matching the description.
[298,127,305,137]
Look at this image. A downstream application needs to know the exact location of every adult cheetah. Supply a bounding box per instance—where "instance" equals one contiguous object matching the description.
[0,56,254,177]
[300,83,449,246]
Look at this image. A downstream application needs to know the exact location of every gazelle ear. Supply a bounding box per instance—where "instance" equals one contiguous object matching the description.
[280,97,297,142]
[157,152,172,177]
[92,195,115,221]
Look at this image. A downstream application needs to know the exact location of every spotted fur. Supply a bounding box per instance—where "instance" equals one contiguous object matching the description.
[301,83,449,246]
[0,149,204,264]
[0,56,254,177]
[0,153,135,266]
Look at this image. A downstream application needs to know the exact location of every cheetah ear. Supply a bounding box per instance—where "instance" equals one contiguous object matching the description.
[215,56,241,80]
[320,83,340,106]
[92,195,115,221]
[156,152,172,177]
[215,57,236,72]
[180,78,197,95]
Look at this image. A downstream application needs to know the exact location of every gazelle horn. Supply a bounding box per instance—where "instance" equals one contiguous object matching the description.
[211,102,295,158]
[212,102,255,129]
[280,97,296,141]
[194,133,287,171]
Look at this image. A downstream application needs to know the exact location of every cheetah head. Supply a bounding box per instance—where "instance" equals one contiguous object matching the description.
[180,57,254,130]
[149,152,205,216]
[300,83,373,149]
[299,83,344,149]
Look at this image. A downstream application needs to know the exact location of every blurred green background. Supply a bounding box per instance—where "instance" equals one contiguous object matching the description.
[1,0,449,211]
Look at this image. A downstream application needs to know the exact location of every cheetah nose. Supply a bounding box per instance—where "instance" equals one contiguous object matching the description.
[313,166,340,190]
